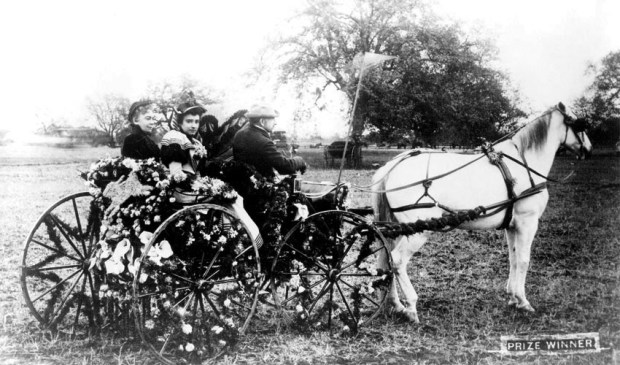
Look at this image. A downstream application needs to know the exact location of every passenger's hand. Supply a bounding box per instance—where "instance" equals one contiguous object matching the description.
[299,162,307,175]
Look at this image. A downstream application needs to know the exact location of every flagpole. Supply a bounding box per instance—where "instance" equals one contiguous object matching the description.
[336,54,366,186]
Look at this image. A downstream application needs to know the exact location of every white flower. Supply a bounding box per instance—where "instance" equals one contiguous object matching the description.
[295,304,304,313]
[342,325,350,332]
[122,158,139,171]
[177,308,186,317]
[223,299,231,308]
[288,275,300,288]
[218,236,227,244]
[185,343,195,352]
[223,317,235,328]
[182,323,192,334]
[218,340,227,346]
[139,231,153,244]
[144,319,155,329]
[211,325,224,334]
[169,197,176,203]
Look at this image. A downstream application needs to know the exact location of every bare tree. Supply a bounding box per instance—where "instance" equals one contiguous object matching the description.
[86,94,131,146]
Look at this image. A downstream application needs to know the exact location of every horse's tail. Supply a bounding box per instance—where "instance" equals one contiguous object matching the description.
[371,165,395,223]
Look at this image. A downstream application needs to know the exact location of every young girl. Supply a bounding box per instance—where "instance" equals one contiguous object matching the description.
[161,101,260,241]
[121,100,160,161]
[160,101,207,179]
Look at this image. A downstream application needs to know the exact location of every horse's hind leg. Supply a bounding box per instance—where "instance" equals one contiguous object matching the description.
[378,242,405,314]
[505,214,539,312]
[390,234,427,322]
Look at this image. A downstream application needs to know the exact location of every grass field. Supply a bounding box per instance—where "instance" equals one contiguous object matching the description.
[0,145,618,364]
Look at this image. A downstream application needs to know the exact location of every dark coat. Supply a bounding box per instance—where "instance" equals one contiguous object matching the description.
[121,126,160,161]
[232,124,305,178]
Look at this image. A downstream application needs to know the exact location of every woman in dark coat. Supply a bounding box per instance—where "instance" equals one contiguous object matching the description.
[121,100,161,161]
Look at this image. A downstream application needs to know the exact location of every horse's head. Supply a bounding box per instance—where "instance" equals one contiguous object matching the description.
[556,103,593,160]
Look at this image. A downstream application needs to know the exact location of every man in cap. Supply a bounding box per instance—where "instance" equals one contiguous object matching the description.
[232,105,307,179]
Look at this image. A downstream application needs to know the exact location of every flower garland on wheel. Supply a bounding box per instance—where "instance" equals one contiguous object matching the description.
[83,157,239,325]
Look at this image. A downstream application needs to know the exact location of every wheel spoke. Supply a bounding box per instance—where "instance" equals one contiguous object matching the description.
[26,264,82,272]
[50,270,84,327]
[340,246,384,272]
[171,290,193,308]
[327,283,334,330]
[340,273,377,277]
[339,279,380,308]
[282,243,328,272]
[86,273,99,327]
[29,238,81,262]
[204,294,222,318]
[136,286,190,300]
[158,327,179,356]
[335,281,357,329]
[234,245,253,261]
[72,198,87,254]
[201,250,222,280]
[210,292,252,311]
[167,272,195,286]
[71,274,88,332]
[280,277,327,306]
[31,269,82,303]
[308,280,332,314]
[334,231,360,268]
[210,278,237,285]
[48,215,84,259]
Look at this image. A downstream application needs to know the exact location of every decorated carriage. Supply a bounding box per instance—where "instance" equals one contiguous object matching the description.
[20,101,593,364]
[20,156,393,363]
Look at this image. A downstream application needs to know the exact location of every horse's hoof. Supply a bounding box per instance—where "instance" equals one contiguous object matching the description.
[517,303,535,312]
[507,297,518,306]
[400,309,420,323]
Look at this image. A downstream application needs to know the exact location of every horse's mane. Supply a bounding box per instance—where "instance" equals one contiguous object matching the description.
[513,107,555,152]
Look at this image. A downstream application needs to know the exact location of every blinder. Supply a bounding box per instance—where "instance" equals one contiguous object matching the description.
[565,117,588,133]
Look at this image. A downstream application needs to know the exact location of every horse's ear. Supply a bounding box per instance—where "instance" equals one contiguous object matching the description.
[558,102,566,112]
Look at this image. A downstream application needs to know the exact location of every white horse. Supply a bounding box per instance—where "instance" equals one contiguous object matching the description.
[372,103,592,322]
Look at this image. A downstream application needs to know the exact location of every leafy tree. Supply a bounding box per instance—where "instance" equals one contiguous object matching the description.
[573,50,620,145]
[86,94,131,145]
[272,0,523,146]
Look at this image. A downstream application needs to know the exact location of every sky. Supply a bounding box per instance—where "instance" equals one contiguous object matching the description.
[0,0,618,137]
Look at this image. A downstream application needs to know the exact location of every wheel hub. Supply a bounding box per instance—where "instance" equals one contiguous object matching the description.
[328,269,340,282]
[196,279,214,292]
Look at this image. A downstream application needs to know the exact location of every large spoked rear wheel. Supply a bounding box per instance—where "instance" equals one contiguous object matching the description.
[20,192,111,336]
[133,204,261,364]
[270,210,393,334]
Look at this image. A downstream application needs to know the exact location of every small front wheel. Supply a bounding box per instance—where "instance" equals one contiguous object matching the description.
[270,210,393,334]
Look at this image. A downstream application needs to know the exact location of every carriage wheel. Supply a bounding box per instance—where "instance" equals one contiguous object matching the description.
[270,210,393,333]
[20,192,115,336]
[133,204,260,364]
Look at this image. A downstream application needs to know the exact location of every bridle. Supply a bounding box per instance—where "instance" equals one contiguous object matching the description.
[560,113,588,155]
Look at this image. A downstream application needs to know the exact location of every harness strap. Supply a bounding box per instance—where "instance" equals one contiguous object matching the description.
[361,153,488,194]
[501,154,560,183]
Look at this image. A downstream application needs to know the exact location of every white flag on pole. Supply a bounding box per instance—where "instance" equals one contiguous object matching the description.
[351,52,397,70]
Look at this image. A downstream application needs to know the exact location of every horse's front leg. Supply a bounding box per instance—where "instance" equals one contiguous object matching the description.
[505,228,518,305]
[506,213,540,312]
